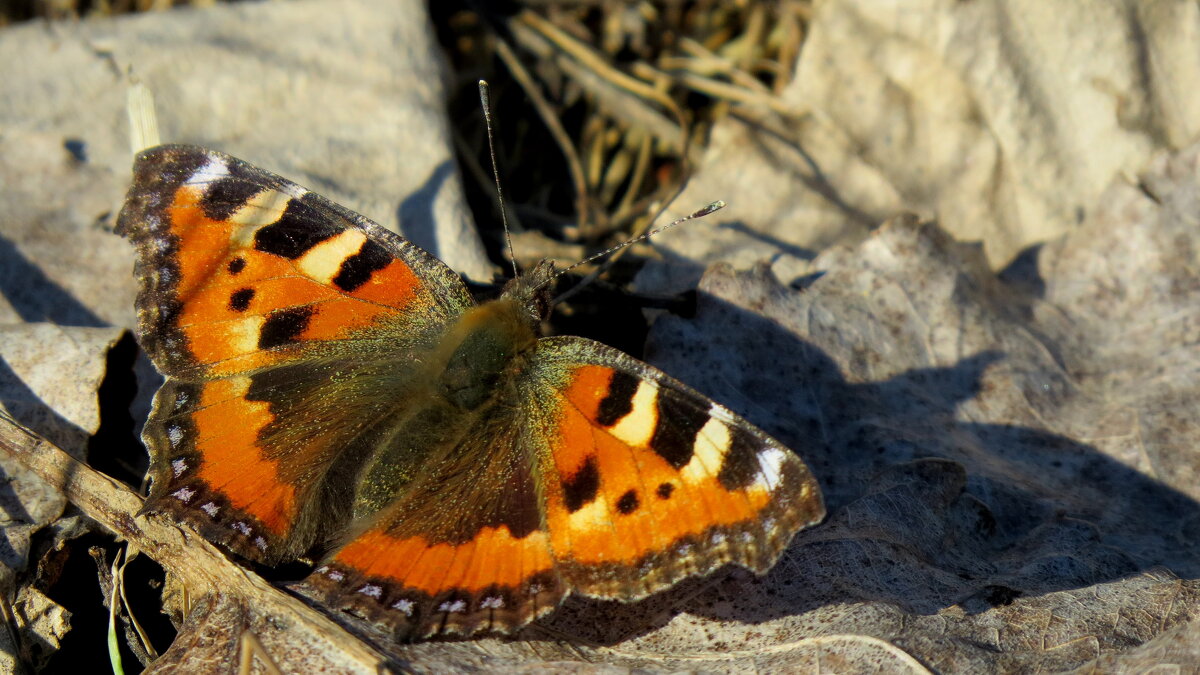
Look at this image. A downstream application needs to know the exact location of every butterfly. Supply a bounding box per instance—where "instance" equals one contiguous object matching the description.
[116,144,825,638]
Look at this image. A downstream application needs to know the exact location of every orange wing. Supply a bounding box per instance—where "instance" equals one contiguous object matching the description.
[118,145,473,561]
[302,335,824,637]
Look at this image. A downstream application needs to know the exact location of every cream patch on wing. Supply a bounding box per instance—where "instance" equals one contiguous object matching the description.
[607,380,659,446]
[229,189,294,244]
[297,229,368,284]
[567,494,612,532]
[680,414,731,483]
[225,375,252,398]
[224,315,266,353]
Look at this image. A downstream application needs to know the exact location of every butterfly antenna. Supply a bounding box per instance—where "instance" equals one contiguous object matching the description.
[545,200,726,304]
[478,80,520,278]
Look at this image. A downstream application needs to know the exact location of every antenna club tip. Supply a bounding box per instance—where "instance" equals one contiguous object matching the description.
[693,200,726,218]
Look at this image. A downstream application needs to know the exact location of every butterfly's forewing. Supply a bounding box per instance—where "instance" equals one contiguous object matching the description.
[118,145,474,561]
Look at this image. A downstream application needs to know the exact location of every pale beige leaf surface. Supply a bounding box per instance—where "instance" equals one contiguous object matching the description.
[633,142,1200,671]
[645,0,1200,295]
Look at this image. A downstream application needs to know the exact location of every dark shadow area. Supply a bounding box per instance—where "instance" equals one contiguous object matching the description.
[998,242,1045,296]
[546,274,695,361]
[86,333,144,488]
[998,242,1047,315]
[63,138,88,163]
[396,160,460,264]
[37,533,173,674]
[0,233,107,328]
[527,290,1200,644]
[716,221,817,263]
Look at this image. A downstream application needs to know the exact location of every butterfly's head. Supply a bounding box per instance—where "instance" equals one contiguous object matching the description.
[499,259,557,328]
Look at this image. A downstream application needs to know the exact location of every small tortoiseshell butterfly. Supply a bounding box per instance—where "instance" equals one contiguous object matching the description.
[117,145,825,638]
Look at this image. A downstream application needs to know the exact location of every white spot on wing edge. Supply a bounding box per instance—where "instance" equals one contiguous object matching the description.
[171,458,188,477]
[480,596,504,609]
[392,598,415,616]
[200,502,219,517]
[754,447,787,491]
[187,156,230,188]
[438,599,467,613]
[166,425,184,448]
[172,487,196,502]
[279,180,307,200]
[358,584,382,598]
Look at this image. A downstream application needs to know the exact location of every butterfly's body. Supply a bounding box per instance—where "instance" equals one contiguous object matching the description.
[119,145,824,638]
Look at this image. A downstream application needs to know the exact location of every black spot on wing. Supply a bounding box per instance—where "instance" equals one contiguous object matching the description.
[649,391,705,468]
[253,197,342,259]
[616,489,639,515]
[716,425,763,490]
[596,371,639,427]
[562,456,600,513]
[332,238,393,292]
[258,306,314,349]
[656,482,674,499]
[227,257,246,275]
[199,176,263,222]
[228,288,254,312]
